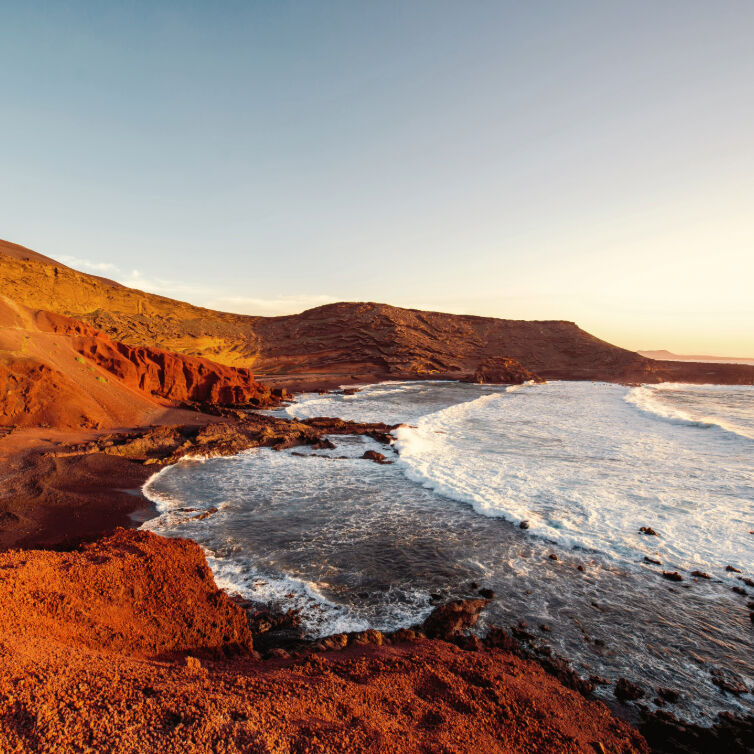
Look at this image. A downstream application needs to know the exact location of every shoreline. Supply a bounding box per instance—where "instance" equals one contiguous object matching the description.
[0,406,656,752]
[130,387,754,723]
[2,388,753,751]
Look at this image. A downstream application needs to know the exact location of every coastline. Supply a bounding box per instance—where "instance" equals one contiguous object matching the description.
[0,407,394,550]
[1,387,753,751]
[0,400,654,752]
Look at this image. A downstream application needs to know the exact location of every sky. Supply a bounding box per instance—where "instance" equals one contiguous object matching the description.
[1,1,752,356]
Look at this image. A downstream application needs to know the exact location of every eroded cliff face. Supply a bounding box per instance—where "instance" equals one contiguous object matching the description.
[38,309,277,407]
[0,295,278,430]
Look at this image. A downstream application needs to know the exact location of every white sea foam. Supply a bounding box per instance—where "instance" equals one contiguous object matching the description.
[625,383,754,439]
[286,380,476,425]
[395,381,754,572]
[141,436,434,637]
[205,553,373,637]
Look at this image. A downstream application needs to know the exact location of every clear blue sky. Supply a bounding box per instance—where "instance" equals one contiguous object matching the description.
[1,1,752,354]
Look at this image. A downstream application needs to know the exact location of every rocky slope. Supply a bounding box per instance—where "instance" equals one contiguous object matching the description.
[0,294,279,430]
[1,236,750,751]
[0,528,648,753]
[4,238,753,386]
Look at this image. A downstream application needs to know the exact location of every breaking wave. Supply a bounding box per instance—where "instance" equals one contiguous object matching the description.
[625,383,754,440]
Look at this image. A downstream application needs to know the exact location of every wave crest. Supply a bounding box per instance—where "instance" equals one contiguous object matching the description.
[625,385,753,440]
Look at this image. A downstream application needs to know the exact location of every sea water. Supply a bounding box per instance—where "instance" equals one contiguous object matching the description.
[143,380,754,723]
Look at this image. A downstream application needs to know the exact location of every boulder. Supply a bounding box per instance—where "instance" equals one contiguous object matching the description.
[662,571,683,582]
[420,598,490,640]
[466,356,543,385]
[361,450,392,464]
[615,678,644,701]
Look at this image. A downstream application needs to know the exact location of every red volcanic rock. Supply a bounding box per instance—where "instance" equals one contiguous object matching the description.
[615,678,645,701]
[710,668,749,695]
[38,310,278,408]
[0,529,253,658]
[361,449,392,464]
[0,526,650,753]
[420,597,490,640]
[0,358,95,428]
[662,571,683,582]
[468,356,543,385]
[657,688,680,704]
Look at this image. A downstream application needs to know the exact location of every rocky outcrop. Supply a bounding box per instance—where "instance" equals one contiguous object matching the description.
[467,356,543,385]
[38,309,278,407]
[0,358,102,429]
[0,294,280,430]
[0,296,165,429]
[420,598,490,639]
[0,528,252,659]
[63,414,397,466]
[0,527,650,753]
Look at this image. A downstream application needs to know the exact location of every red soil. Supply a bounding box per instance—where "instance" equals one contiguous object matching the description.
[0,529,648,753]
[0,529,252,659]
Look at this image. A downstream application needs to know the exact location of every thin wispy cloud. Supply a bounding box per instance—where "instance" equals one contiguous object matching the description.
[59,257,336,316]
[211,294,338,317]
[59,255,121,276]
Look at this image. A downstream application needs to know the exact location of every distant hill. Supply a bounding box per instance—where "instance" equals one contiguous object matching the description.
[639,350,754,367]
[2,237,754,390]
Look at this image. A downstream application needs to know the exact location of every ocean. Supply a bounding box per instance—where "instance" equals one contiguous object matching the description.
[143,380,754,723]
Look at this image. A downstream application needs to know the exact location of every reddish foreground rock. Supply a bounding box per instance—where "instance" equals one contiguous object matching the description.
[0,529,648,753]
[0,529,252,659]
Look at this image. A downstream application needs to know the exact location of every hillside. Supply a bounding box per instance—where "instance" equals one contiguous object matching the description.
[639,350,754,366]
[2,238,754,386]
[0,294,279,430]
